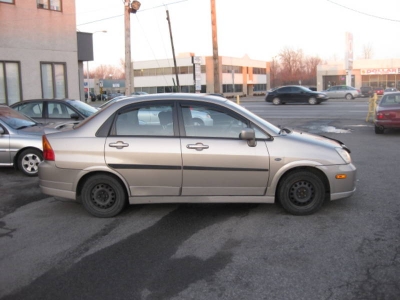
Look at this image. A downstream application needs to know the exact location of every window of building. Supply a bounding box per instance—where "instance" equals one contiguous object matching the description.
[0,0,15,4]
[253,67,266,75]
[37,0,62,11]
[0,61,22,105]
[253,84,266,91]
[41,62,67,99]
[222,65,243,74]
[222,84,243,93]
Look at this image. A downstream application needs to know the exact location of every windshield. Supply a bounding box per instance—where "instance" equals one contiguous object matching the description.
[225,100,281,135]
[0,106,37,129]
[66,100,98,117]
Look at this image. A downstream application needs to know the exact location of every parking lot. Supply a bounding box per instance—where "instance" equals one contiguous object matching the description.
[1,101,400,300]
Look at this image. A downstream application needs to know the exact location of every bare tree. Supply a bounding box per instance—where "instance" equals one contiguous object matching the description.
[362,43,373,59]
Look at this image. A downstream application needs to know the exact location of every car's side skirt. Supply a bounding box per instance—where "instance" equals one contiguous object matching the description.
[128,195,275,204]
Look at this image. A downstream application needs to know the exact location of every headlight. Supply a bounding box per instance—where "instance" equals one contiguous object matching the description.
[317,94,326,98]
[335,147,351,164]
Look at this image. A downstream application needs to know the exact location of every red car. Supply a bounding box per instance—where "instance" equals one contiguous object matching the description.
[374,87,384,95]
[374,92,400,134]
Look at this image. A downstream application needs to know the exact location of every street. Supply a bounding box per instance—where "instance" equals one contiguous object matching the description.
[1,100,399,300]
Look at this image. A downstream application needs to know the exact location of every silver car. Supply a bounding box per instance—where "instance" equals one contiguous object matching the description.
[39,94,357,217]
[323,85,360,100]
[0,105,57,176]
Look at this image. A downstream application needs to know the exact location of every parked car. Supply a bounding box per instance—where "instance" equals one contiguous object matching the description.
[10,99,98,125]
[39,93,356,217]
[383,88,398,94]
[97,94,108,101]
[323,85,360,100]
[374,87,384,95]
[0,104,59,176]
[360,86,373,97]
[374,92,400,134]
[84,92,96,101]
[265,86,328,105]
[108,93,124,100]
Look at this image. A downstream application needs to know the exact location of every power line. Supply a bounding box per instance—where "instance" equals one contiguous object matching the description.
[326,0,400,23]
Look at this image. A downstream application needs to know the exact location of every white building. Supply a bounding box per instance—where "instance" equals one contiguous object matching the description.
[0,0,81,105]
[133,54,268,97]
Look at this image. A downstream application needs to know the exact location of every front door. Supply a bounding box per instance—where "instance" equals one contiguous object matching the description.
[179,102,270,196]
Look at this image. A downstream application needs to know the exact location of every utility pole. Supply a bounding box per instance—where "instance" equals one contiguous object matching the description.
[210,0,220,93]
[124,1,141,96]
[166,10,180,92]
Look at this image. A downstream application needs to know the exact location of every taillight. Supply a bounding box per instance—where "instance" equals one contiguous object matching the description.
[42,135,55,161]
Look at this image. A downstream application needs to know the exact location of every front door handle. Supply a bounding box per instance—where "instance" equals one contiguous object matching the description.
[109,141,129,149]
[186,143,209,151]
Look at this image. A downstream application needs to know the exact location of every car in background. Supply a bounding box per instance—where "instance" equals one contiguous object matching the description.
[323,85,360,100]
[85,92,96,101]
[39,93,356,218]
[97,94,108,101]
[360,86,373,97]
[131,91,148,96]
[374,92,400,134]
[265,85,328,105]
[11,99,98,125]
[383,88,398,94]
[0,104,59,176]
[374,87,384,96]
[107,93,124,100]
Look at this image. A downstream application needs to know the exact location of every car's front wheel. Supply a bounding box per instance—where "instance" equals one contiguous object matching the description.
[81,174,127,217]
[308,97,317,105]
[345,93,353,100]
[272,98,281,105]
[18,149,42,176]
[278,170,326,215]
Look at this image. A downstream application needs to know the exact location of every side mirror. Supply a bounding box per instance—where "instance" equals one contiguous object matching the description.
[240,128,256,147]
[70,113,80,120]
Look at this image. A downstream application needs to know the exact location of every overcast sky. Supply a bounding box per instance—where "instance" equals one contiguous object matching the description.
[76,0,400,68]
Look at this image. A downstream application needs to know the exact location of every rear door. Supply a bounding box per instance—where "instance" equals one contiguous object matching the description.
[105,101,182,196]
[0,123,11,165]
[179,101,270,196]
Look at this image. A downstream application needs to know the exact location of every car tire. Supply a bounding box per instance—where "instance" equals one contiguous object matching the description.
[81,174,127,218]
[18,148,42,176]
[308,97,317,105]
[192,118,204,126]
[374,125,384,134]
[345,93,353,100]
[272,98,281,105]
[278,170,325,215]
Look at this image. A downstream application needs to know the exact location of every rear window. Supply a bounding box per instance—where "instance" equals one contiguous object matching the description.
[380,94,400,106]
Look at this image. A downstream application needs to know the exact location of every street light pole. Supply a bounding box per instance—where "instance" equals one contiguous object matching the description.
[124,1,141,96]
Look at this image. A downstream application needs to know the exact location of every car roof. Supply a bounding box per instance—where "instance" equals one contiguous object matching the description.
[112,93,230,104]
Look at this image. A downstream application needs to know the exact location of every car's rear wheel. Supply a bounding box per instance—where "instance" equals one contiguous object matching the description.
[272,98,281,105]
[18,149,42,176]
[308,97,317,105]
[81,174,127,218]
[278,170,325,215]
[374,125,384,134]
[345,93,353,100]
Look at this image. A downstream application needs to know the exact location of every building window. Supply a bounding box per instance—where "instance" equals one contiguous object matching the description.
[41,62,67,99]
[222,84,243,93]
[253,67,266,75]
[37,0,62,11]
[222,65,243,74]
[253,84,266,91]
[0,61,22,105]
[0,0,15,4]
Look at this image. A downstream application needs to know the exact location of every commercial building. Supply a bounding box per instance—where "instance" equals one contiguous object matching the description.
[317,58,400,91]
[0,0,89,105]
[132,54,268,97]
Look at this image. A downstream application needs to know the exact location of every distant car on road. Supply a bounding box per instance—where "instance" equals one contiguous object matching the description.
[374,92,400,134]
[323,85,360,100]
[0,104,58,176]
[374,87,384,96]
[11,99,98,125]
[360,86,373,97]
[265,85,328,105]
[39,93,356,217]
[383,88,398,95]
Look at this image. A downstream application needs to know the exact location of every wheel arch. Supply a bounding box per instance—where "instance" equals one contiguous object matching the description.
[271,166,330,201]
[13,147,42,170]
[76,170,129,202]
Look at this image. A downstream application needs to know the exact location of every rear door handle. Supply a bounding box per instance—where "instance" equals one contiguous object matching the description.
[109,141,129,149]
[186,143,209,151]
